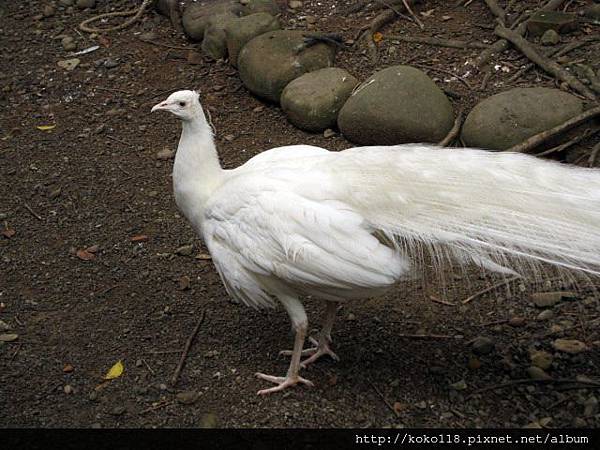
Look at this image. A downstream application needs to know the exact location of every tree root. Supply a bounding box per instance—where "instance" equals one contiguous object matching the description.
[79,0,152,34]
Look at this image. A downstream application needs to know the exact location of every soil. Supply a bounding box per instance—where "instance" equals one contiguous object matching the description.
[1,0,599,428]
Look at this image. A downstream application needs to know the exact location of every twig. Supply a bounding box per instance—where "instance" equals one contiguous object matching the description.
[495,25,596,100]
[145,349,182,355]
[484,0,506,27]
[106,135,134,148]
[474,23,526,68]
[400,0,424,29]
[117,165,132,177]
[507,106,600,153]
[438,109,464,147]
[369,380,399,417]
[462,276,521,304]
[9,343,22,363]
[20,199,43,221]
[139,400,174,415]
[93,284,119,297]
[467,378,600,398]
[79,0,152,33]
[141,358,155,375]
[428,295,457,306]
[536,128,600,157]
[396,333,463,339]
[386,34,489,49]
[589,141,600,168]
[171,310,207,386]
[480,68,492,91]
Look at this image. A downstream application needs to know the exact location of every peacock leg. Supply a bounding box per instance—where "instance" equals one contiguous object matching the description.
[279,300,340,368]
[255,295,314,395]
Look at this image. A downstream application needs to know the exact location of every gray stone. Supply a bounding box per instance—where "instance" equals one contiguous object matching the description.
[461,88,583,151]
[57,58,80,71]
[182,0,242,41]
[43,5,56,17]
[471,336,495,355]
[530,351,553,370]
[531,291,577,308]
[61,36,77,51]
[552,339,588,354]
[238,30,336,103]
[225,13,280,67]
[201,13,238,60]
[176,390,199,405]
[281,68,358,132]
[241,0,281,16]
[541,29,560,45]
[338,65,454,145]
[76,0,96,9]
[527,10,578,36]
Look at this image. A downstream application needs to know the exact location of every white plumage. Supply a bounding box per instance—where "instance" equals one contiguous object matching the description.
[152,90,600,395]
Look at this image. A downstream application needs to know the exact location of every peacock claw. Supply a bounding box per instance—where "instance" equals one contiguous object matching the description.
[280,336,340,368]
[255,372,314,395]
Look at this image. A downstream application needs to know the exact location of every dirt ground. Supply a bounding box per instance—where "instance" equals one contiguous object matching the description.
[1,0,599,428]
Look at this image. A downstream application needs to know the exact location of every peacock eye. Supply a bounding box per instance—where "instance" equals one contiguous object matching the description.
[179,101,186,107]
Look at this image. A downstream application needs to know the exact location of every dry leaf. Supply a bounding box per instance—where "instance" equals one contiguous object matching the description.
[2,228,16,239]
[130,235,149,243]
[195,253,212,260]
[372,32,384,43]
[36,125,56,131]
[103,360,124,380]
[63,363,74,373]
[76,249,95,261]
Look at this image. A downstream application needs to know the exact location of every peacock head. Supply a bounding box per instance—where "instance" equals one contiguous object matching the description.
[151,90,202,121]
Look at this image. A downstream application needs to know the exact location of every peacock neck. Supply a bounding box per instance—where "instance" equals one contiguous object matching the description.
[173,114,224,230]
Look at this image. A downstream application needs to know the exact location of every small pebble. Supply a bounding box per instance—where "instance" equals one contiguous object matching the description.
[552,338,588,354]
[472,336,495,355]
[536,309,554,321]
[63,384,74,394]
[527,366,552,380]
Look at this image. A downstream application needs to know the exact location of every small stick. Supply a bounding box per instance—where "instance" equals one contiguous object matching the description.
[106,135,134,148]
[93,284,119,297]
[589,141,600,168]
[139,400,174,415]
[21,199,43,221]
[413,64,474,90]
[9,343,22,363]
[462,276,521,304]
[438,109,464,147]
[429,295,457,306]
[386,35,489,49]
[141,358,155,375]
[171,310,207,386]
[507,106,600,153]
[400,0,424,29]
[117,165,132,177]
[369,380,399,417]
[495,25,596,100]
[536,128,600,157]
[396,333,463,339]
[146,349,183,355]
[484,0,506,27]
[467,378,600,398]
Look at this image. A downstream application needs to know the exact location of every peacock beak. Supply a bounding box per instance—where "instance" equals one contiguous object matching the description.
[151,101,170,113]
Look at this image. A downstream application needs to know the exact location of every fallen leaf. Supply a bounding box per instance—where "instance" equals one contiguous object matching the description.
[76,249,95,261]
[2,228,16,239]
[63,364,74,373]
[0,333,18,342]
[372,32,384,43]
[103,360,124,380]
[195,253,212,260]
[130,234,149,243]
[36,124,56,131]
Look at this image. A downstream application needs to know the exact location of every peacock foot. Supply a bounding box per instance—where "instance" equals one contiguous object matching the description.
[255,372,314,395]
[279,336,339,368]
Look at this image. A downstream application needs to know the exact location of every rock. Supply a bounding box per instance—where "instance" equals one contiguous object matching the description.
[156,148,175,160]
[241,0,281,16]
[76,0,96,9]
[508,316,526,327]
[552,338,588,354]
[281,68,358,132]
[199,413,218,428]
[225,13,280,67]
[527,366,552,380]
[104,58,119,69]
[338,65,454,145]
[471,336,495,356]
[536,309,554,321]
[288,1,303,9]
[583,396,598,417]
[527,10,578,36]
[182,0,242,41]
[176,390,199,405]
[584,5,600,22]
[462,88,583,151]
[176,244,194,256]
[541,29,560,45]
[61,36,77,51]
[43,5,56,17]
[530,350,553,370]
[238,30,336,103]
[202,13,238,60]
[531,291,576,308]
[57,58,80,71]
